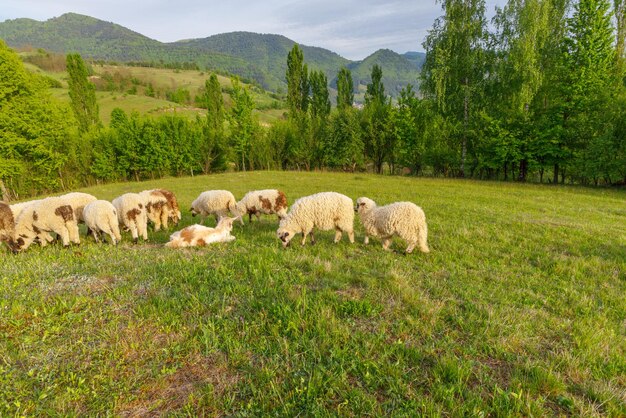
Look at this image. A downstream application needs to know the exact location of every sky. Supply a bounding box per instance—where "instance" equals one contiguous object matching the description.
[1,0,507,61]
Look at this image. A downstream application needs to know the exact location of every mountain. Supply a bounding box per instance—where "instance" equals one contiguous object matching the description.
[403,51,426,69]
[0,13,422,97]
[347,49,420,95]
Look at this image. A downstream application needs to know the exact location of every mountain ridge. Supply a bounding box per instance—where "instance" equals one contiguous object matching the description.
[0,12,423,96]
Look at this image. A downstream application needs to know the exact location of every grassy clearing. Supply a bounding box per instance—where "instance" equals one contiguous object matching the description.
[1,172,625,416]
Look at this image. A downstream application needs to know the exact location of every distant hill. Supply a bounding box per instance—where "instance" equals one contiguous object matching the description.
[0,13,422,98]
[403,51,426,69]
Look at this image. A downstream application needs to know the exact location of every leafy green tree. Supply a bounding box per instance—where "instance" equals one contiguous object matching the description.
[286,44,309,117]
[229,77,259,171]
[66,53,100,133]
[336,67,354,110]
[326,109,364,172]
[363,65,393,174]
[199,74,226,173]
[422,0,488,177]
[0,40,76,199]
[308,70,331,169]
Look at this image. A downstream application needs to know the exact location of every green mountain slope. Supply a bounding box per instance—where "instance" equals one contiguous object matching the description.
[347,49,421,96]
[0,13,421,96]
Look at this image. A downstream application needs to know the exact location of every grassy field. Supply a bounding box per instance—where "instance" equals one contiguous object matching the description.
[1,172,625,416]
[24,60,286,126]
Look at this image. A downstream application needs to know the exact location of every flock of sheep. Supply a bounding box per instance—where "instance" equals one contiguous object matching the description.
[0,187,429,254]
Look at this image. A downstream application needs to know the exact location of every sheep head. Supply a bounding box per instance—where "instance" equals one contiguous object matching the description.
[355,197,376,214]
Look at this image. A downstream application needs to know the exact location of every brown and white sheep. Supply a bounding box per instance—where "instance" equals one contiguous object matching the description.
[233,189,288,223]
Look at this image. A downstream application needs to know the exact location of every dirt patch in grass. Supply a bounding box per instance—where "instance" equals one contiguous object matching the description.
[43,274,121,296]
[117,353,239,417]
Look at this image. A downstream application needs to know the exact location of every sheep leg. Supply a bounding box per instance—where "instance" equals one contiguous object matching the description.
[248,212,253,223]
[348,230,355,244]
[301,231,309,246]
[129,221,139,244]
[92,229,100,243]
[382,237,392,251]
[58,228,71,247]
[334,229,343,243]
[160,210,169,230]
[69,224,81,245]
[363,236,370,245]
[310,231,315,245]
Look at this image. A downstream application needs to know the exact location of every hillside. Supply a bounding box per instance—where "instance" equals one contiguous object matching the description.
[1,13,422,98]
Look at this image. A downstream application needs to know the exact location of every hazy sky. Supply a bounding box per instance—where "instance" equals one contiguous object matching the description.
[1,0,507,60]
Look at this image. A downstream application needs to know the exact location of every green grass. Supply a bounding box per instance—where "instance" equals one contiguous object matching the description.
[1,172,625,416]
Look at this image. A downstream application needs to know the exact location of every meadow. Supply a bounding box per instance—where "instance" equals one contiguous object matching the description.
[1,172,624,416]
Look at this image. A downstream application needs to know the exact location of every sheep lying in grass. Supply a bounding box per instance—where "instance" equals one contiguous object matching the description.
[233,189,288,223]
[277,192,354,247]
[355,197,429,254]
[190,190,241,225]
[112,193,148,243]
[83,200,122,245]
[9,197,80,252]
[0,202,14,243]
[139,189,182,231]
[165,216,238,248]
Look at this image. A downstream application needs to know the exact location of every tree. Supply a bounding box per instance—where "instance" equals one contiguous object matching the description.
[229,77,259,171]
[66,53,100,133]
[308,70,331,169]
[422,0,488,177]
[336,67,354,110]
[363,65,393,174]
[199,74,226,173]
[286,45,309,117]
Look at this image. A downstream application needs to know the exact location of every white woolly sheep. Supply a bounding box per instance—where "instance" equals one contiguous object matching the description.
[10,200,55,245]
[112,193,148,243]
[276,191,355,247]
[0,202,15,243]
[83,200,122,245]
[9,196,80,252]
[233,189,288,223]
[139,189,181,231]
[58,192,97,223]
[190,190,241,225]
[355,197,429,254]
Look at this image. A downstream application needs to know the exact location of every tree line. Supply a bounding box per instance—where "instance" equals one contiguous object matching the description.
[1,0,625,200]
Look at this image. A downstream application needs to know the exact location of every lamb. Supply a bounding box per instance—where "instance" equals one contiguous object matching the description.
[58,192,97,223]
[233,189,288,223]
[0,202,15,243]
[8,196,80,252]
[276,191,355,247]
[190,190,241,225]
[83,200,122,245]
[355,197,429,254]
[111,193,148,243]
[165,216,238,248]
[139,189,181,231]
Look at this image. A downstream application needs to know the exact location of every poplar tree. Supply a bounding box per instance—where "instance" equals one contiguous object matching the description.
[363,65,393,174]
[308,70,331,168]
[336,67,354,110]
[200,74,226,172]
[66,53,100,133]
[229,77,258,171]
[422,0,488,177]
[286,45,309,117]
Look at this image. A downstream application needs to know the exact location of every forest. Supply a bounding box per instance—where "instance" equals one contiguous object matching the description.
[1,0,625,201]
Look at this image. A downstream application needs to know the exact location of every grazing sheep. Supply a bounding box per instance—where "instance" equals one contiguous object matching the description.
[355,197,429,254]
[10,200,55,246]
[276,192,355,247]
[8,197,80,252]
[190,190,240,225]
[0,202,14,243]
[165,216,238,248]
[83,200,122,245]
[233,189,288,223]
[139,189,181,231]
[58,192,97,223]
[112,193,148,243]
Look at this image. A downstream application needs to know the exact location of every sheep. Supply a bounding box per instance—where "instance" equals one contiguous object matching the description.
[8,196,80,252]
[233,189,288,223]
[165,216,239,248]
[355,197,429,254]
[58,192,97,223]
[139,189,181,231]
[190,190,241,225]
[9,200,55,245]
[0,202,15,243]
[276,192,355,247]
[83,200,122,245]
[111,193,148,243]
